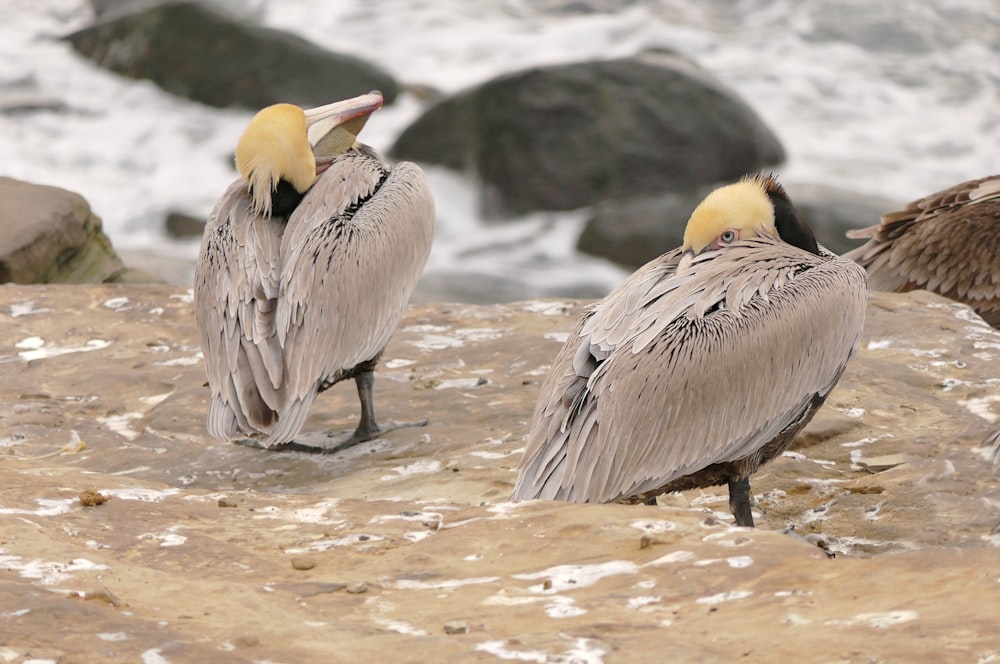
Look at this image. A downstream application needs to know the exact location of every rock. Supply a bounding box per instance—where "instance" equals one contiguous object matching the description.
[66,1,401,110]
[0,284,997,660]
[576,186,717,268]
[391,52,785,218]
[0,177,155,284]
[786,182,901,256]
[577,182,901,268]
[164,211,205,239]
[290,557,317,571]
[443,621,469,635]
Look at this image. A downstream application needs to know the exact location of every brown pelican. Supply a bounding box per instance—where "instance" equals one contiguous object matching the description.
[510,174,867,526]
[844,174,1000,329]
[194,92,435,453]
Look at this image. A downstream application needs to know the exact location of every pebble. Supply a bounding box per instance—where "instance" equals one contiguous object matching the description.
[345,581,368,594]
[443,621,469,635]
[290,557,316,571]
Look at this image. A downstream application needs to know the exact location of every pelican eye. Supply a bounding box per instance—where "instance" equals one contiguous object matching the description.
[720,230,737,244]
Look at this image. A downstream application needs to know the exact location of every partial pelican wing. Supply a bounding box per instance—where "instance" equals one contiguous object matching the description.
[269,159,435,445]
[194,180,286,440]
[844,175,1000,323]
[513,238,868,502]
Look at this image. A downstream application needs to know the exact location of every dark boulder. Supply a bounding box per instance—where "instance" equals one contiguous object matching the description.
[577,180,901,268]
[576,185,718,268]
[391,52,785,218]
[66,1,400,110]
[787,183,901,256]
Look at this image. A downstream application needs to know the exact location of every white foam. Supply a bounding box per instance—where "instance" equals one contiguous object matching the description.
[4,1,992,302]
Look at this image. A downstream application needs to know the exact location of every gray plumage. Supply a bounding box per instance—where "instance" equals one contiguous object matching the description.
[195,143,434,448]
[844,174,1000,328]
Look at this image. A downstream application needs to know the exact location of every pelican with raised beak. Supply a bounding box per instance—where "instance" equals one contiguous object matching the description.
[511,173,867,526]
[194,92,435,453]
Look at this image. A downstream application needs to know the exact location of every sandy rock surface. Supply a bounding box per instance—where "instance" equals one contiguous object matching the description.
[1,284,998,662]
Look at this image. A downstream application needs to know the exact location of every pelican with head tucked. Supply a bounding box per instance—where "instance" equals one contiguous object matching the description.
[194,91,435,453]
[844,174,1000,329]
[511,174,868,526]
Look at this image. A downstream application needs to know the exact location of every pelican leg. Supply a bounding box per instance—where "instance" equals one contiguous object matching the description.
[728,477,755,527]
[232,371,427,454]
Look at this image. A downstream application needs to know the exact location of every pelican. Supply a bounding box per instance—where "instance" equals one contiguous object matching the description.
[510,173,867,526]
[194,91,435,453]
[844,174,1000,328]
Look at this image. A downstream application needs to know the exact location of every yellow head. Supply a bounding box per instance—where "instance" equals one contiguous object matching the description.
[680,173,817,260]
[235,103,316,218]
[682,173,780,254]
[233,92,384,218]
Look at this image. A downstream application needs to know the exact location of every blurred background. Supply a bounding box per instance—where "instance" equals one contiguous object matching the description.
[1,0,997,302]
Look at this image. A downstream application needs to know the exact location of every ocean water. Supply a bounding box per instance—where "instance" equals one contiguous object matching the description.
[1,0,997,299]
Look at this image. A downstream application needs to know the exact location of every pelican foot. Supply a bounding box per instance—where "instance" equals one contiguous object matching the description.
[276,418,429,455]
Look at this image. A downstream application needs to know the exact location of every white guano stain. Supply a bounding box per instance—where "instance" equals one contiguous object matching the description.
[521,300,574,316]
[513,560,640,594]
[97,412,143,440]
[544,595,586,618]
[645,550,695,565]
[384,358,415,369]
[103,296,130,310]
[97,633,130,642]
[958,396,1000,423]
[543,332,569,343]
[377,619,427,636]
[0,550,108,585]
[696,590,754,605]
[380,459,441,481]
[630,519,676,534]
[9,300,52,317]
[140,648,171,664]
[15,336,111,361]
[104,488,180,502]
[0,498,76,517]
[866,339,892,350]
[830,610,919,628]
[393,576,500,590]
[627,596,661,609]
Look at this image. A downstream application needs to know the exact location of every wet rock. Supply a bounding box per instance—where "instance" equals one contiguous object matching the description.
[391,52,784,218]
[0,177,155,284]
[66,1,401,110]
[164,211,205,240]
[0,284,997,661]
[577,181,900,268]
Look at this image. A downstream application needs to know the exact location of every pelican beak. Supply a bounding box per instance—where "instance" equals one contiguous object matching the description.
[305,91,384,161]
[677,249,696,273]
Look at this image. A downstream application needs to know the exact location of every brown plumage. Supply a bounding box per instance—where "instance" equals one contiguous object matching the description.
[844,175,1000,328]
[194,93,435,453]
[511,174,868,526]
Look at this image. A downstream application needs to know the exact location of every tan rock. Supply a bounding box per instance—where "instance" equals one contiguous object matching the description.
[0,284,997,661]
[0,177,160,285]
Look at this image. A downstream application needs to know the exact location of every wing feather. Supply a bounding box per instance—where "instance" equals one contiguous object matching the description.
[194,180,287,441]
